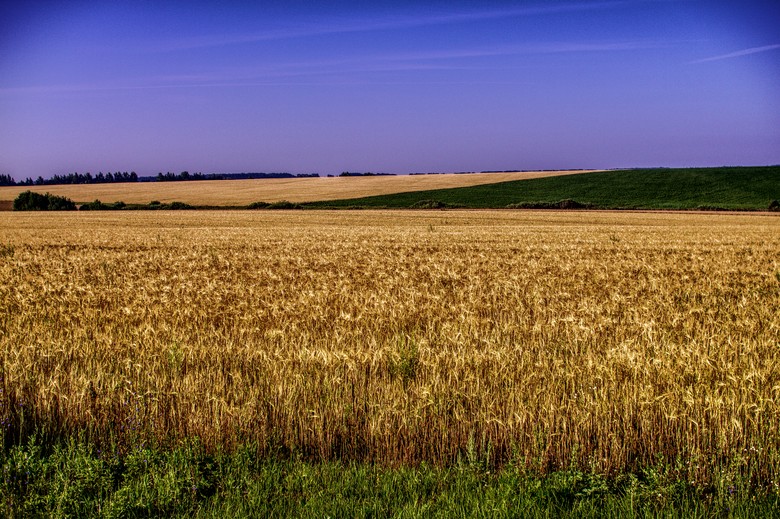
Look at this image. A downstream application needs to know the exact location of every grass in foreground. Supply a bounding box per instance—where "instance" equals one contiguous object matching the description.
[2,438,778,518]
[307,166,780,210]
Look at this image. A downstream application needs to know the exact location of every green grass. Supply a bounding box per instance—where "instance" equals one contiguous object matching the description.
[2,438,778,518]
[306,166,780,210]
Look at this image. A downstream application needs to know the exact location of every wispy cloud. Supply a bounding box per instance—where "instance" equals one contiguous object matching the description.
[154,1,636,52]
[0,37,665,95]
[154,40,663,84]
[691,44,780,64]
[383,40,663,62]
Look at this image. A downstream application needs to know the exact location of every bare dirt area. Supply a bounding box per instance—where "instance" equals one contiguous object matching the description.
[0,169,599,207]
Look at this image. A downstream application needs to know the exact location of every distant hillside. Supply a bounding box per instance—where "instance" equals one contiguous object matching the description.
[306,167,780,211]
[0,170,595,208]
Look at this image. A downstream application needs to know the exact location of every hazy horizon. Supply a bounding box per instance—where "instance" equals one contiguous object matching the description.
[2,0,779,181]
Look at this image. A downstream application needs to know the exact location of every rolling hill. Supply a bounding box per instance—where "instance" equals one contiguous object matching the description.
[306,167,780,211]
[0,170,596,209]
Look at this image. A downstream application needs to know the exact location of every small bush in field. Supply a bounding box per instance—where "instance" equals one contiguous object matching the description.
[13,191,76,211]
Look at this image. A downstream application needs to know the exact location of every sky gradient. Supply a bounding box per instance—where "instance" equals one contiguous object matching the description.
[1,0,779,179]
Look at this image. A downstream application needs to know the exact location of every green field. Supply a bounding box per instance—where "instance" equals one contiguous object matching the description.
[306,166,780,210]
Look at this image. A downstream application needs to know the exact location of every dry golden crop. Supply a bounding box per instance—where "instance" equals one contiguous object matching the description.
[1,210,778,487]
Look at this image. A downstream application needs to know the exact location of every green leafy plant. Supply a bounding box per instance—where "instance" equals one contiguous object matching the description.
[388,335,419,388]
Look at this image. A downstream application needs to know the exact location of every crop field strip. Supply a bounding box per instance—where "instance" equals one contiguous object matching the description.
[0,169,598,208]
[308,166,780,210]
[1,210,779,490]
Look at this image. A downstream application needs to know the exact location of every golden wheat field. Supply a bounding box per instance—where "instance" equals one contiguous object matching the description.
[0,170,599,209]
[1,210,779,486]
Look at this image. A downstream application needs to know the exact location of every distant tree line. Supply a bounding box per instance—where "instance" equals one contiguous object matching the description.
[479,169,589,173]
[338,172,396,177]
[0,171,319,186]
[151,171,319,182]
[1,171,138,186]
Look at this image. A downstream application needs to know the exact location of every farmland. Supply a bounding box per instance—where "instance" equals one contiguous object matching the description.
[3,166,777,213]
[0,169,597,210]
[1,210,779,515]
[309,166,780,210]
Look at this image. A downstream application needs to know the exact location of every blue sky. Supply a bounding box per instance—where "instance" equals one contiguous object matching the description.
[1,0,778,179]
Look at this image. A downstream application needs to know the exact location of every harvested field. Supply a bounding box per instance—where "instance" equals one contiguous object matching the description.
[0,170,598,207]
[1,210,779,488]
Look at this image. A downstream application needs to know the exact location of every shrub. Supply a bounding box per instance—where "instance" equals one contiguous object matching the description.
[410,200,449,209]
[47,194,77,211]
[80,199,107,211]
[557,199,589,209]
[769,200,780,212]
[14,191,48,210]
[267,201,302,210]
[167,201,194,210]
[13,191,76,211]
[80,200,127,211]
[248,202,270,209]
[145,201,194,210]
[506,199,591,210]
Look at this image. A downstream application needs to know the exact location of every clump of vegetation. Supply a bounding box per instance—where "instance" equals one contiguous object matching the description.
[144,201,194,210]
[410,199,450,209]
[168,201,194,210]
[79,199,127,211]
[13,191,76,211]
[769,200,780,212]
[266,200,302,209]
[387,335,420,388]
[506,199,592,209]
[248,200,306,209]
[694,205,728,211]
